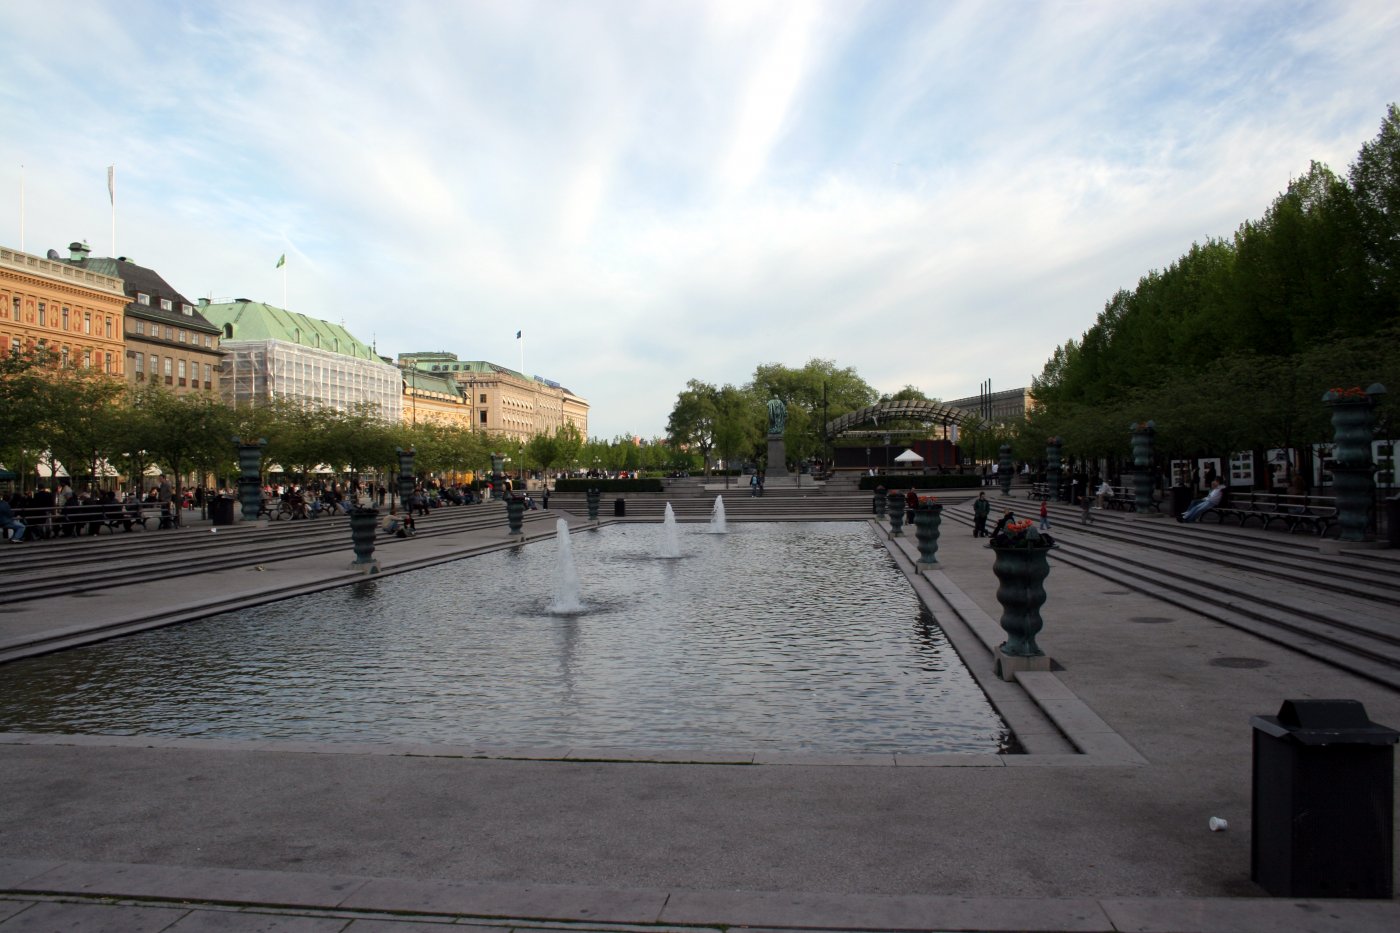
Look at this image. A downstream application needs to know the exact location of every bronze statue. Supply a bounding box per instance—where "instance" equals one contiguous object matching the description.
[767,397,786,435]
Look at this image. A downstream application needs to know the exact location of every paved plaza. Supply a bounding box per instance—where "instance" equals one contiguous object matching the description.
[0,491,1397,931]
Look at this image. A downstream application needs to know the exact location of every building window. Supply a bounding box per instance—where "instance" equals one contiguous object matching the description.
[137,293,150,305]
[178,359,186,385]
[160,298,173,311]
[106,318,113,338]
[164,357,172,382]
[83,349,91,368]
[149,353,157,373]
[135,320,145,335]
[205,335,212,347]
[479,410,487,424]
[181,304,193,316]
[165,327,173,340]
[61,347,70,366]
[178,330,185,343]
[61,307,69,330]
[83,311,91,334]
[479,393,486,403]
[203,363,212,385]
[105,352,113,374]
[37,302,45,326]
[134,354,143,373]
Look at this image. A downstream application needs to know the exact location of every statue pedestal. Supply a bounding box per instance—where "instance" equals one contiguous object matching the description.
[766,435,789,477]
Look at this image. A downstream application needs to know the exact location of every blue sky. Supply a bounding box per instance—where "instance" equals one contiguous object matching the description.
[2,1,1397,439]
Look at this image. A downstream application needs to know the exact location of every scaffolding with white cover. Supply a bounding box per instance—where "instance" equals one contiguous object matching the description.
[221,339,403,420]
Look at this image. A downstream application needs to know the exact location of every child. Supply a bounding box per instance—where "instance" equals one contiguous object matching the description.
[1039,498,1050,530]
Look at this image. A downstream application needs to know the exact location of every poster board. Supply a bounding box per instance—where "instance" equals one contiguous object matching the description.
[1228,451,1253,487]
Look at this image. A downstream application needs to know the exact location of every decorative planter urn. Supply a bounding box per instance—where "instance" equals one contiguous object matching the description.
[1130,421,1156,514]
[887,491,906,536]
[506,492,526,535]
[873,485,887,517]
[585,488,601,521]
[232,436,266,522]
[913,502,943,567]
[1045,437,1062,502]
[1323,384,1386,543]
[999,444,1013,497]
[395,447,416,511]
[348,506,380,573]
[989,536,1056,676]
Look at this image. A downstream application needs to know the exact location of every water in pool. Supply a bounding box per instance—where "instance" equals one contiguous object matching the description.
[0,521,1011,754]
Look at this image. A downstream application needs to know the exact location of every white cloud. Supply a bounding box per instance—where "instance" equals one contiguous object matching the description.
[1,0,1397,436]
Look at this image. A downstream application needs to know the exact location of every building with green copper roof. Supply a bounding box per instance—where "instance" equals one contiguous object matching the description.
[200,299,402,419]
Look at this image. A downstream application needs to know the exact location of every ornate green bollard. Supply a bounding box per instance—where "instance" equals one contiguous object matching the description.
[585,488,601,521]
[1130,421,1156,514]
[988,518,1055,680]
[396,447,416,511]
[873,485,887,517]
[999,444,1013,497]
[348,506,380,573]
[1045,437,1062,503]
[913,499,943,567]
[887,490,906,536]
[506,491,526,535]
[1324,384,1385,543]
[232,436,266,522]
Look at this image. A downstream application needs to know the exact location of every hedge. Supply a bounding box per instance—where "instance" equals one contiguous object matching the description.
[857,474,981,491]
[553,478,666,493]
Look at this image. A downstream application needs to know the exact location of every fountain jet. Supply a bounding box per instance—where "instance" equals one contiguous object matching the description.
[548,519,584,613]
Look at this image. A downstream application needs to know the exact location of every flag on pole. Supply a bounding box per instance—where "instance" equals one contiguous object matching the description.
[516,330,522,339]
[107,165,114,205]
[276,253,286,268]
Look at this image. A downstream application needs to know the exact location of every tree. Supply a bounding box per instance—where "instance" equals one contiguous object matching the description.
[123,384,234,491]
[42,364,126,489]
[666,380,721,473]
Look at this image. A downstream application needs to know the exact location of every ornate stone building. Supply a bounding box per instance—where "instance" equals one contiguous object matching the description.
[397,352,588,442]
[0,242,128,372]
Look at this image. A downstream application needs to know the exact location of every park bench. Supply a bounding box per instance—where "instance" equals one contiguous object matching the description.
[1027,482,1050,499]
[1204,492,1338,535]
[95,502,152,533]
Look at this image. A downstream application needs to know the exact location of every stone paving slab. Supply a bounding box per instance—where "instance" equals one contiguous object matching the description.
[658,889,1114,931]
[341,879,669,925]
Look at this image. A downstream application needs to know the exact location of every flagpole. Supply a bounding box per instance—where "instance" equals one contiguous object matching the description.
[283,261,287,310]
[518,330,524,375]
[19,165,24,253]
[108,165,116,257]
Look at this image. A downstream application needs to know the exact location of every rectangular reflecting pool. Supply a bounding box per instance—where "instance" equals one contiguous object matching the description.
[0,522,1011,754]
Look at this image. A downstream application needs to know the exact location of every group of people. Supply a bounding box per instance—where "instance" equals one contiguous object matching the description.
[1,476,181,543]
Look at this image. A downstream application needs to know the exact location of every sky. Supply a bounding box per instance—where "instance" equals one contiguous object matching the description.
[2,1,1397,439]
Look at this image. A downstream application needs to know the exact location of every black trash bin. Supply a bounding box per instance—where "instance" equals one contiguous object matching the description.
[210,495,236,526]
[1251,699,1399,898]
[1168,485,1191,518]
[614,498,625,517]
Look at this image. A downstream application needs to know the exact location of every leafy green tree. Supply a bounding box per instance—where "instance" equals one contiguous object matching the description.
[666,380,722,473]
[122,385,234,491]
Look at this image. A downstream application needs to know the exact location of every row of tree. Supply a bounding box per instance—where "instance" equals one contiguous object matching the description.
[0,349,681,490]
[1026,104,1400,462]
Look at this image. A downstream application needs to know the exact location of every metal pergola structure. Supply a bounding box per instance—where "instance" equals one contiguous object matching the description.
[824,399,970,439]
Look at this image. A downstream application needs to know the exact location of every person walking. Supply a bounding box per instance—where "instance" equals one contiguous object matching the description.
[972,491,990,537]
[1039,498,1050,530]
[1079,493,1094,525]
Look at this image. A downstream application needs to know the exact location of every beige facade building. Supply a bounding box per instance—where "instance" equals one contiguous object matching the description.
[402,367,472,428]
[0,243,128,373]
[398,352,588,442]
